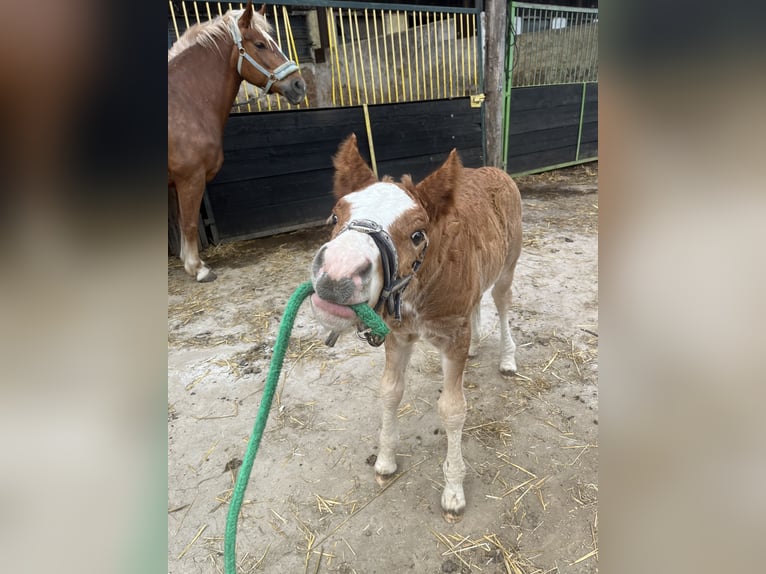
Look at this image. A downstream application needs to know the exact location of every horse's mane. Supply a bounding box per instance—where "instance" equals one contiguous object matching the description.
[168,8,273,61]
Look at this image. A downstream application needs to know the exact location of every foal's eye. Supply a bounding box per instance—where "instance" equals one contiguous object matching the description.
[330,214,339,225]
[255,41,267,49]
[411,230,426,246]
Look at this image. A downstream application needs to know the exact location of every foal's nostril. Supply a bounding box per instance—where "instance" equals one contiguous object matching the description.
[315,276,355,304]
[294,78,306,93]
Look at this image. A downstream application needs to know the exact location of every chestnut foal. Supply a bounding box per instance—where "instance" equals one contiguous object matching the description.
[310,135,522,521]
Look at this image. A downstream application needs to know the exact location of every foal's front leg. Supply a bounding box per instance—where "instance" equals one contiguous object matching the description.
[374,333,415,483]
[437,332,470,522]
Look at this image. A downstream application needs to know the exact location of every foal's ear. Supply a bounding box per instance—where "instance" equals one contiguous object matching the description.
[413,149,461,221]
[332,134,377,199]
[258,4,267,16]
[239,1,254,29]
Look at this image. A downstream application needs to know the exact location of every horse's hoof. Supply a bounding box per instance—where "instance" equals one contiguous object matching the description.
[375,472,396,487]
[196,268,217,282]
[499,367,517,377]
[442,509,464,523]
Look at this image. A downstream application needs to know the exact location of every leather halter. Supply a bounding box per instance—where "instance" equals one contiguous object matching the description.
[341,219,428,345]
[229,20,299,94]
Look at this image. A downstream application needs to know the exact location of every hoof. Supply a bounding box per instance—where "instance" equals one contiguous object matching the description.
[375,472,396,487]
[196,268,217,282]
[499,367,517,377]
[442,509,464,523]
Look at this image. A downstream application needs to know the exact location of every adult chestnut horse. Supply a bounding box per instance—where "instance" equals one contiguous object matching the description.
[310,135,523,522]
[168,2,306,281]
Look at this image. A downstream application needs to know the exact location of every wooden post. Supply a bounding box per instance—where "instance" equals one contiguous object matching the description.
[484,0,507,168]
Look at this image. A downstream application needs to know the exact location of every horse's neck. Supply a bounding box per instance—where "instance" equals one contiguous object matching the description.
[175,40,241,128]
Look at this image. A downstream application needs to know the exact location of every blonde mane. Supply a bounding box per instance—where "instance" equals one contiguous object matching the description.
[168,8,274,61]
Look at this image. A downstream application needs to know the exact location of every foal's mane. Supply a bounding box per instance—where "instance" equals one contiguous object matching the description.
[168,8,273,61]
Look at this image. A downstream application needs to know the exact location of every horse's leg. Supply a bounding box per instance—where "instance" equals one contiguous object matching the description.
[437,329,470,522]
[374,332,415,484]
[491,257,519,375]
[175,173,216,282]
[468,303,481,357]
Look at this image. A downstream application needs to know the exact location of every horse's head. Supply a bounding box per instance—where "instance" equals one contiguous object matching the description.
[233,2,306,104]
[310,134,461,336]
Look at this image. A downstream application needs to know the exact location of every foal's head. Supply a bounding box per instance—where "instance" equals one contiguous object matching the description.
[310,134,461,334]
[233,2,306,104]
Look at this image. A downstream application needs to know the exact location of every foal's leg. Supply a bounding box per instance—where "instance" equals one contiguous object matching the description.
[436,331,470,522]
[468,303,481,357]
[175,172,216,282]
[491,259,519,375]
[374,333,415,483]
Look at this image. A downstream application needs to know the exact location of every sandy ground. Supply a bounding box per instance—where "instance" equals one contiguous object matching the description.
[168,163,598,573]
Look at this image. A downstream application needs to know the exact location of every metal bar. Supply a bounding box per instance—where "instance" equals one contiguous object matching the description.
[473,12,480,93]
[181,1,190,28]
[575,81,587,161]
[283,5,308,107]
[388,10,399,102]
[510,158,597,178]
[169,1,180,41]
[271,5,283,109]
[329,8,343,106]
[373,10,384,103]
[502,1,516,170]
[348,8,362,105]
[364,9,376,104]
[446,14,453,98]
[362,103,378,178]
[381,11,391,102]
[396,11,406,101]
[417,12,426,99]
[414,11,422,101]
[339,9,353,105]
[459,13,465,96]
[426,12,433,100]
[404,12,413,101]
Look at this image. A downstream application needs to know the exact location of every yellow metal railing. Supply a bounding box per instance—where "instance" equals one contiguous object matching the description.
[323,7,480,107]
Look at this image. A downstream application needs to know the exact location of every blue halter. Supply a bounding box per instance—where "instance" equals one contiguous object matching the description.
[229,20,299,94]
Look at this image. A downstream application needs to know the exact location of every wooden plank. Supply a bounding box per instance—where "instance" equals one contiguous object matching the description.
[506,124,579,156]
[507,84,584,112]
[507,145,578,174]
[508,104,582,135]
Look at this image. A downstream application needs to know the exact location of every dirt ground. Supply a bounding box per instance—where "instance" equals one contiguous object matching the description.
[168,162,598,574]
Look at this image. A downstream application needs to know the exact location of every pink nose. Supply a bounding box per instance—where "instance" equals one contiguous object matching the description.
[311,244,371,304]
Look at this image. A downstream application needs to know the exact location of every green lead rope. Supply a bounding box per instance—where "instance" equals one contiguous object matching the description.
[223,280,389,574]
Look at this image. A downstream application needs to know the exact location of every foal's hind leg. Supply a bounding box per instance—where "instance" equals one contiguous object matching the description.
[468,304,481,357]
[435,331,470,522]
[175,174,216,282]
[491,260,519,375]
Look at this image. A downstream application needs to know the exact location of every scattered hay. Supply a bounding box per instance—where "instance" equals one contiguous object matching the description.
[465,420,513,448]
[431,530,544,574]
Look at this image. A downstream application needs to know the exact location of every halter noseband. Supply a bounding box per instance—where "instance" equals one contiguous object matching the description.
[230,20,299,95]
[340,219,428,346]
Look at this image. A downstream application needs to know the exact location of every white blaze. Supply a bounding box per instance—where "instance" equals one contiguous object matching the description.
[344,183,416,230]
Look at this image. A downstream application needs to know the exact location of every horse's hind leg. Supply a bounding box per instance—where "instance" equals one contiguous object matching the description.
[175,174,216,282]
[491,257,519,375]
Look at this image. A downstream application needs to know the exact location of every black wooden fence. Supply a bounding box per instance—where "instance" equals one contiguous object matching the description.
[203,97,483,244]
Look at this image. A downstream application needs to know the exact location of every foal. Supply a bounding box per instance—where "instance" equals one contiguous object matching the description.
[310,135,522,521]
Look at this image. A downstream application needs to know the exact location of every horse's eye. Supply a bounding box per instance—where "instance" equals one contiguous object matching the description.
[330,214,338,225]
[411,230,426,246]
[255,41,266,49]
